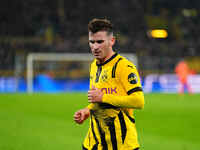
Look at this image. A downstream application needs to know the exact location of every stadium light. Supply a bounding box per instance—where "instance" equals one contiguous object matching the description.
[148,29,168,39]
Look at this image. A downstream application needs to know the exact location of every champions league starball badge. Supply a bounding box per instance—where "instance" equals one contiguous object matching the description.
[128,73,138,84]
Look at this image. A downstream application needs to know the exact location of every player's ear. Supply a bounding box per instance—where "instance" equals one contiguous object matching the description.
[111,36,115,46]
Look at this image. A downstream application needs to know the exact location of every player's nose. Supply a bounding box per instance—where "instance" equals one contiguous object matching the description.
[93,43,100,49]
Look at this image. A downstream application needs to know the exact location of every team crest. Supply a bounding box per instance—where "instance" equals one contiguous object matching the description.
[101,70,108,82]
[128,73,137,84]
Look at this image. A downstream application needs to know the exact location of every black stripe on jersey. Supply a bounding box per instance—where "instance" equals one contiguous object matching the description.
[99,103,118,109]
[95,66,102,83]
[94,117,108,150]
[91,114,99,145]
[127,87,143,95]
[118,111,127,144]
[83,144,98,150]
[126,114,135,123]
[112,58,122,78]
[82,145,88,150]
[107,117,118,150]
[91,144,98,150]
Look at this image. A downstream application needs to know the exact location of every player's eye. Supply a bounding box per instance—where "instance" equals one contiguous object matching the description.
[96,40,104,44]
[89,40,95,44]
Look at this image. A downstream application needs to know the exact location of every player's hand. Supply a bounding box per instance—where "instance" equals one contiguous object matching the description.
[74,108,90,124]
[88,85,104,103]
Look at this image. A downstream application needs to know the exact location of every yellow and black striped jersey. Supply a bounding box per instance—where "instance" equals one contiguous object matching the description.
[83,53,144,150]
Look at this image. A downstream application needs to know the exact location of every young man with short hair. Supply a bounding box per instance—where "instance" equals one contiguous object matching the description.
[74,18,144,150]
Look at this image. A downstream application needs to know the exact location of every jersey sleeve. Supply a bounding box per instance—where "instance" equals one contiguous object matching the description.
[102,58,144,109]
[117,59,143,95]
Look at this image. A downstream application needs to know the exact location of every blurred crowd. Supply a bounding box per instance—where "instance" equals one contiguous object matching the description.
[0,0,200,73]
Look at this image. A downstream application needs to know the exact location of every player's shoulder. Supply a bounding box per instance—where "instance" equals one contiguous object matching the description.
[117,54,136,69]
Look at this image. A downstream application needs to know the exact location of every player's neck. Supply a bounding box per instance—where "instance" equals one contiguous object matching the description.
[97,50,115,64]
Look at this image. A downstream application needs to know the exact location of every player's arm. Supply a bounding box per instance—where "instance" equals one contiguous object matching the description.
[102,91,144,109]
[74,62,97,124]
[104,60,144,109]
[88,87,144,109]
[74,62,93,124]
[88,60,144,109]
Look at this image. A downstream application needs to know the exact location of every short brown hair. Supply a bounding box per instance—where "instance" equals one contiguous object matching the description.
[88,18,113,34]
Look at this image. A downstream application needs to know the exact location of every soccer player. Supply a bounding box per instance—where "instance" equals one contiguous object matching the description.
[74,18,144,150]
[175,60,192,94]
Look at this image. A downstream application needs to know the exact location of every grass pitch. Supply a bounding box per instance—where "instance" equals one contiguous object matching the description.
[0,93,199,150]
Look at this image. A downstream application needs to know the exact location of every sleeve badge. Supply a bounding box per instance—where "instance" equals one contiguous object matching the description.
[128,73,138,84]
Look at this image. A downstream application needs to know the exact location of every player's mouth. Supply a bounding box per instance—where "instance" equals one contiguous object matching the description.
[93,51,101,57]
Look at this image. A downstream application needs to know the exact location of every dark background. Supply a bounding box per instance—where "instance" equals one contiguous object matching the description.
[0,0,200,75]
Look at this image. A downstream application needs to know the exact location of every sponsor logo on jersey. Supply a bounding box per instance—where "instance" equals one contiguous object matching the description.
[128,73,137,84]
[127,65,134,69]
[101,88,117,94]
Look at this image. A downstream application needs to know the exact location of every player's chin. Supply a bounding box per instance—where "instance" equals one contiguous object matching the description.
[93,52,101,58]
[95,56,104,62]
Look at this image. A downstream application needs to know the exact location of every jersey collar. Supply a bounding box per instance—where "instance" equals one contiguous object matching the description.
[96,53,118,66]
